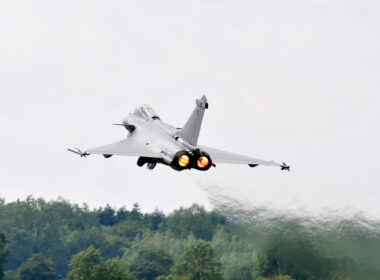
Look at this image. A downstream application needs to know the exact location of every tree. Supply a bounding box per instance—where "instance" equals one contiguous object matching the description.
[70,246,134,280]
[130,203,143,222]
[273,276,295,280]
[256,237,336,280]
[17,254,58,280]
[257,276,295,280]
[129,248,173,280]
[0,196,100,275]
[99,205,116,226]
[165,205,225,241]
[3,271,17,280]
[0,231,9,280]
[145,210,165,231]
[103,259,134,280]
[171,240,223,280]
[252,255,271,280]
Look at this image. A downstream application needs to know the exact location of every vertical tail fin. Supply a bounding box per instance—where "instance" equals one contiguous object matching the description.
[179,95,208,146]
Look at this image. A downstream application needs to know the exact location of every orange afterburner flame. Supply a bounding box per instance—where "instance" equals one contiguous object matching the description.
[178,155,190,167]
[197,156,209,169]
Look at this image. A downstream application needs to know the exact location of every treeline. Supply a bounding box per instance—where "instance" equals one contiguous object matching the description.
[0,196,366,279]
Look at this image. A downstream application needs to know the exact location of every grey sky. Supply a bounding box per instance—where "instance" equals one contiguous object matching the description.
[0,1,379,214]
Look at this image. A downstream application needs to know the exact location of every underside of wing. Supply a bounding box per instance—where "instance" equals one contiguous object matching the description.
[85,138,161,158]
[198,145,282,167]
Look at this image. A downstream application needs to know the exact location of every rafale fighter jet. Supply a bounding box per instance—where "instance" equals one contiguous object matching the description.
[68,96,289,171]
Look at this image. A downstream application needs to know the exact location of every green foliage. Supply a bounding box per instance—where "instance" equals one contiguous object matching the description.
[145,209,165,231]
[3,271,17,280]
[164,205,226,241]
[253,236,339,280]
[70,246,103,279]
[252,255,270,279]
[17,254,58,280]
[171,240,223,280]
[103,259,134,280]
[274,276,295,280]
[0,197,147,276]
[70,246,134,280]
[0,231,9,280]
[98,205,117,226]
[212,229,255,280]
[0,197,98,274]
[112,220,146,242]
[122,231,197,264]
[129,248,173,280]
[256,275,295,280]
[1,196,379,279]
[66,227,124,260]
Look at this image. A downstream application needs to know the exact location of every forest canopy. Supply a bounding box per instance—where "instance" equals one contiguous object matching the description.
[0,196,379,280]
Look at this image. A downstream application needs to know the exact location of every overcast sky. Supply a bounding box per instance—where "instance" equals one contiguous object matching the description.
[1,0,379,215]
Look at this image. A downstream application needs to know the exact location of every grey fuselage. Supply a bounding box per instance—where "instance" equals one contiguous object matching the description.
[122,112,203,170]
[75,98,287,172]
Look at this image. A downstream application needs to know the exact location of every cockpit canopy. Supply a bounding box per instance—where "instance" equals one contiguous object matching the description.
[134,104,160,120]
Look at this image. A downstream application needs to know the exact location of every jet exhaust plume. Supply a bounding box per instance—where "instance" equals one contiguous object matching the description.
[199,182,380,279]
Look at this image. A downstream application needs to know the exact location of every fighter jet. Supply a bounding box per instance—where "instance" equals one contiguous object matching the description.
[68,96,289,171]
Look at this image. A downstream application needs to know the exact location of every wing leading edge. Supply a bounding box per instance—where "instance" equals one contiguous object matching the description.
[85,138,161,158]
[198,145,283,168]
